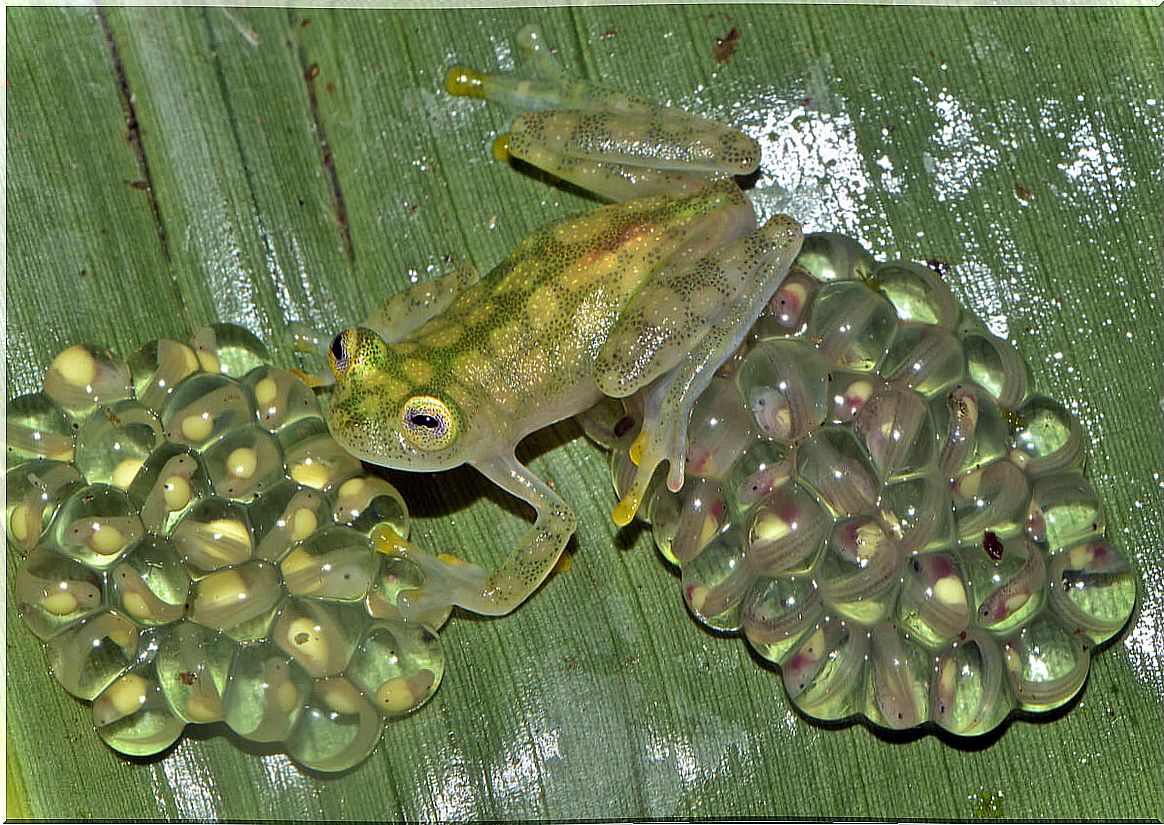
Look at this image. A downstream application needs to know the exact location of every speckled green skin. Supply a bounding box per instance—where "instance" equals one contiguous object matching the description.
[326,26,803,620]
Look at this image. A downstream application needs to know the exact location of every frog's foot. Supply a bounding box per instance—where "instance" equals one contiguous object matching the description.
[612,381,689,526]
[371,525,488,625]
[446,26,759,202]
[372,455,578,618]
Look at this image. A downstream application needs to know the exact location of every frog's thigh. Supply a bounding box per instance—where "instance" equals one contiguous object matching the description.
[612,216,804,523]
[362,264,479,343]
[595,218,780,399]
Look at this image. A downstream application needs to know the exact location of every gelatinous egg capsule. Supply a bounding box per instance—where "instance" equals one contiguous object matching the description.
[781,616,869,723]
[684,377,755,480]
[575,396,634,451]
[280,525,379,601]
[345,620,445,718]
[1047,539,1136,645]
[285,676,383,773]
[272,598,363,679]
[1006,395,1085,477]
[897,550,972,647]
[1001,615,1090,713]
[108,536,190,626]
[794,425,879,518]
[962,331,1032,410]
[244,366,324,434]
[283,431,363,491]
[222,642,313,743]
[170,496,255,573]
[882,323,965,398]
[930,630,1012,737]
[815,517,900,626]
[249,480,329,562]
[952,459,1031,542]
[853,387,937,480]
[5,460,85,556]
[14,546,105,640]
[331,473,410,540]
[793,232,875,283]
[42,344,133,414]
[878,468,954,553]
[5,392,76,465]
[931,383,1009,480]
[667,477,729,565]
[724,440,793,517]
[92,662,186,758]
[187,560,284,642]
[1025,473,1104,552]
[189,323,271,377]
[871,260,961,330]
[154,621,238,724]
[202,424,285,502]
[53,484,144,569]
[825,370,881,424]
[127,338,202,414]
[806,281,898,372]
[128,444,212,534]
[161,373,257,450]
[741,573,823,666]
[74,401,165,490]
[680,526,754,632]
[865,623,930,730]
[752,269,818,339]
[643,485,682,560]
[736,339,828,444]
[964,535,1047,635]
[745,481,831,576]
[366,555,451,628]
[46,610,139,700]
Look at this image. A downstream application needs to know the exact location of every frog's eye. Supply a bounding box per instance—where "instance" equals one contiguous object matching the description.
[401,395,458,452]
[328,331,353,378]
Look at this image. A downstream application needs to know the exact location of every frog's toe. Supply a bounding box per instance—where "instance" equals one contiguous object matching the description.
[612,426,688,526]
[371,527,486,624]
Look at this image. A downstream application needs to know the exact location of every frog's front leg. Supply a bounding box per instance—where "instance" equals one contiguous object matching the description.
[376,453,576,619]
[361,263,479,343]
[605,214,805,525]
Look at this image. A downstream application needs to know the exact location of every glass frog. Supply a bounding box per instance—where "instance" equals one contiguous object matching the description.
[323,26,803,622]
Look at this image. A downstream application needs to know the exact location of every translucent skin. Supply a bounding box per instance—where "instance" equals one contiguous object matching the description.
[327,26,803,621]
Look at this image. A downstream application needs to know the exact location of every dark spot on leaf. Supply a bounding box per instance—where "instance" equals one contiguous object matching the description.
[713,27,739,63]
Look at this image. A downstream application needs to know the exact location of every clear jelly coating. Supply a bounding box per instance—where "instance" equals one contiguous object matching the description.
[6,325,446,772]
[591,233,1137,737]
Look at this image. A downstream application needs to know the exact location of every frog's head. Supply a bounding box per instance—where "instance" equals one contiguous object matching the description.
[326,327,476,472]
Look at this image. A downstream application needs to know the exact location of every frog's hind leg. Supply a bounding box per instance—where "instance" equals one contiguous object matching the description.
[607,215,804,526]
[375,453,577,619]
[361,263,479,343]
[447,26,759,201]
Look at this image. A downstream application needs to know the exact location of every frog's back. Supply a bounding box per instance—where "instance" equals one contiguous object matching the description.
[410,183,749,389]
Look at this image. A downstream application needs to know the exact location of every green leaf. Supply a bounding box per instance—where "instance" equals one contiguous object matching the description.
[6,6,1162,820]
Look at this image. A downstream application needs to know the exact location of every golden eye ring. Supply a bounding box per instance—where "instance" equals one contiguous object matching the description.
[401,395,458,451]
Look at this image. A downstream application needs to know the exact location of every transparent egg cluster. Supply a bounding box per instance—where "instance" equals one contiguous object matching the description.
[7,324,446,772]
[588,233,1137,737]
